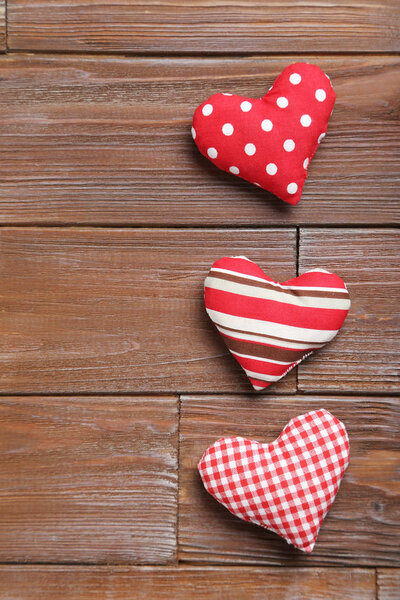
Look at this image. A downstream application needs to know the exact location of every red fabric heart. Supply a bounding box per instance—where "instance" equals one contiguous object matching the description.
[205,256,350,391]
[192,63,335,205]
[198,409,349,553]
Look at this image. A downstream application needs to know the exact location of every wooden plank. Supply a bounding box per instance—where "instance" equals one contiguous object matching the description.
[298,229,400,393]
[0,0,4,52]
[377,569,400,600]
[0,54,399,226]
[179,395,400,566]
[0,227,296,394]
[0,566,376,600]
[7,0,400,53]
[0,395,178,563]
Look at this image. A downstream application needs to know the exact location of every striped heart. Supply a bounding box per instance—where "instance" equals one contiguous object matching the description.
[204,256,350,390]
[198,409,350,553]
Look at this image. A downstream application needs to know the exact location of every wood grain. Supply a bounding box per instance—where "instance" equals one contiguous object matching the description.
[179,395,400,566]
[298,229,400,393]
[0,0,4,52]
[377,569,400,600]
[0,55,399,226]
[0,395,178,563]
[7,0,400,53]
[0,566,376,599]
[0,227,296,394]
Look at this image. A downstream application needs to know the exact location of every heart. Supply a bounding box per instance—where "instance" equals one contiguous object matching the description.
[198,409,349,553]
[205,256,350,391]
[192,62,335,205]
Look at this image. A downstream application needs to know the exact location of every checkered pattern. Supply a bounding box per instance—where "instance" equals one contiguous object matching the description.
[198,409,349,553]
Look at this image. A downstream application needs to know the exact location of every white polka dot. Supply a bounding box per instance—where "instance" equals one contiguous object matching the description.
[283,139,295,152]
[277,96,289,108]
[315,89,326,102]
[244,143,256,156]
[261,119,273,132]
[229,166,239,174]
[240,101,252,112]
[300,114,312,127]
[266,163,278,175]
[303,158,310,170]
[289,73,301,85]
[222,93,232,96]
[253,182,261,187]
[222,123,234,136]
[191,127,196,139]
[207,147,218,159]
[318,132,326,144]
[287,183,298,195]
[202,103,213,116]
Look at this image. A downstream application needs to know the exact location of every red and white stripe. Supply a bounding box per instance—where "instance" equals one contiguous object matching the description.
[204,256,350,390]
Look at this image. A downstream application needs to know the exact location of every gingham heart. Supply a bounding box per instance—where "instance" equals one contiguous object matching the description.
[205,256,350,391]
[192,62,335,205]
[198,409,350,553]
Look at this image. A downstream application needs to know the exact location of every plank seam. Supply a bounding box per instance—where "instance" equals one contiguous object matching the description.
[295,226,300,392]
[178,558,398,568]
[0,561,382,568]
[0,224,398,230]
[4,0,7,52]
[176,394,182,566]
[3,49,400,58]
[0,391,398,398]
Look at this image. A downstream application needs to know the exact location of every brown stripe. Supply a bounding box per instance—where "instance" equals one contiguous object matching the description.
[223,335,313,363]
[216,323,321,347]
[208,270,348,299]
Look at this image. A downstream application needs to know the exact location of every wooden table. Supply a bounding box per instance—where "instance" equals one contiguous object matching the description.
[0,2,399,598]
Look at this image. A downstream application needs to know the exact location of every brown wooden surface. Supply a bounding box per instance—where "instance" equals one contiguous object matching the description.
[0,55,399,227]
[298,229,400,393]
[0,395,178,563]
[377,569,400,600]
[0,1,4,52]
[0,566,376,599]
[1,1,400,596]
[179,395,400,566]
[0,227,296,394]
[7,0,400,54]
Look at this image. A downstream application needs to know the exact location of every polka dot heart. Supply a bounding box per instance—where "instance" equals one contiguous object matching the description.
[192,63,335,205]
